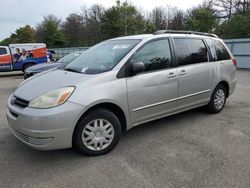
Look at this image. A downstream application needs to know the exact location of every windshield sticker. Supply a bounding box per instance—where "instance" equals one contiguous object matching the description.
[81,67,88,73]
[112,45,130,49]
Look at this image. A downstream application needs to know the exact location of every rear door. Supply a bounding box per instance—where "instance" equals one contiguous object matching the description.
[126,38,178,125]
[173,38,213,110]
[0,46,12,71]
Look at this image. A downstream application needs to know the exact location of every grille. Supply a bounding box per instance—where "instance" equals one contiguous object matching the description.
[13,129,53,147]
[11,96,29,108]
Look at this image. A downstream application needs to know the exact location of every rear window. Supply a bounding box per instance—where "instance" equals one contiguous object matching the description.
[205,39,231,61]
[174,38,208,66]
[0,48,7,55]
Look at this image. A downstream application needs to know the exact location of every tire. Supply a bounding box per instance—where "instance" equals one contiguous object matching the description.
[22,63,34,72]
[73,109,122,156]
[206,84,227,114]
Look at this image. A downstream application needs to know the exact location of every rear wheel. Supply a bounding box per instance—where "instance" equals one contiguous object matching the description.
[73,109,122,156]
[206,84,227,113]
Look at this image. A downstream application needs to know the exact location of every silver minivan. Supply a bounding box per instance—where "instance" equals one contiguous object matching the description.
[7,31,237,155]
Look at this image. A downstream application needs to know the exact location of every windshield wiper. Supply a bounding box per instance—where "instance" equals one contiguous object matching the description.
[64,68,81,73]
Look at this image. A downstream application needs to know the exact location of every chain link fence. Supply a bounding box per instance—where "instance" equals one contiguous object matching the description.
[224,38,250,69]
[49,47,89,60]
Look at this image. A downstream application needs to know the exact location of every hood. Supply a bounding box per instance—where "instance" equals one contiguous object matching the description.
[14,69,94,101]
[25,63,63,73]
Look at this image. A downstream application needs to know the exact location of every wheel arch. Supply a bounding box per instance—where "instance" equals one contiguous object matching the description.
[217,80,229,98]
[74,102,128,135]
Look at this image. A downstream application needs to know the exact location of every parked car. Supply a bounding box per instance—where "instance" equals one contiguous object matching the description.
[24,51,84,79]
[0,43,47,72]
[7,30,237,156]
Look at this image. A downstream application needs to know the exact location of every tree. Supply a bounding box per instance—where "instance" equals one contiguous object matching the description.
[185,6,217,32]
[101,1,144,39]
[62,13,83,46]
[168,10,186,30]
[149,6,187,31]
[234,0,250,14]
[36,15,66,47]
[151,7,167,30]
[82,4,105,45]
[213,0,235,20]
[215,10,250,38]
[0,25,35,45]
[213,0,250,20]
[0,37,13,46]
[11,25,36,43]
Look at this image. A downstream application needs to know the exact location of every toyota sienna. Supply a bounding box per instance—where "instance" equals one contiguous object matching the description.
[7,30,237,155]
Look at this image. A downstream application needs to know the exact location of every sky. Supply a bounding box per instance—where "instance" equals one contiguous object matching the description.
[0,0,203,41]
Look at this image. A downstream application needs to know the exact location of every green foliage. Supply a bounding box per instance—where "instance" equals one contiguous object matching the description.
[0,37,12,46]
[185,7,217,32]
[0,25,35,45]
[36,15,66,48]
[101,1,145,39]
[215,11,250,38]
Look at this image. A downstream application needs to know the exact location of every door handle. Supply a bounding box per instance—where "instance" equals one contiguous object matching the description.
[168,72,176,78]
[179,70,187,75]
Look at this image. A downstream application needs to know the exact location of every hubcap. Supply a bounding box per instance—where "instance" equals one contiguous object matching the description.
[214,89,225,110]
[82,119,114,151]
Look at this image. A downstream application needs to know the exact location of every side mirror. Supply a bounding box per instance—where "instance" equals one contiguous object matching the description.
[131,62,145,75]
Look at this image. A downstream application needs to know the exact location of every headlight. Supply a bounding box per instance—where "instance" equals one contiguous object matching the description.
[28,87,75,109]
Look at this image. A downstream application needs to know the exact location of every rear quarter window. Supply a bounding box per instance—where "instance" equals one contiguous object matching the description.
[205,39,231,61]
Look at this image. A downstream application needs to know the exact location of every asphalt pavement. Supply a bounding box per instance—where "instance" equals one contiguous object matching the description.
[0,70,250,188]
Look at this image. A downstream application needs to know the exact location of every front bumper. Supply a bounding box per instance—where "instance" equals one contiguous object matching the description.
[6,95,85,150]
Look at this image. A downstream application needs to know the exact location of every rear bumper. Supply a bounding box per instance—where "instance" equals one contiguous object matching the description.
[6,95,85,150]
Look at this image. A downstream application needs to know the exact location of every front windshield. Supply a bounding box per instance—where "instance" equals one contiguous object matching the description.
[58,52,83,65]
[65,39,140,74]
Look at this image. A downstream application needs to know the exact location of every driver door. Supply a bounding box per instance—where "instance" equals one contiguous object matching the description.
[126,38,178,125]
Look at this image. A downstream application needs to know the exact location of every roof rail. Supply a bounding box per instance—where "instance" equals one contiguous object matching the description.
[153,30,219,38]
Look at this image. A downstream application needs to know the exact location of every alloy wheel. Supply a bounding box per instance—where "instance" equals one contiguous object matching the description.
[214,89,225,110]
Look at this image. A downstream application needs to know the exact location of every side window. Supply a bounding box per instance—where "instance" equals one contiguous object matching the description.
[204,38,217,61]
[214,40,231,61]
[0,48,7,55]
[174,38,208,66]
[131,39,172,72]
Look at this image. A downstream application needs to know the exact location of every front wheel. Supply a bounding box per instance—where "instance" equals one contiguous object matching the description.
[206,84,227,113]
[73,109,122,156]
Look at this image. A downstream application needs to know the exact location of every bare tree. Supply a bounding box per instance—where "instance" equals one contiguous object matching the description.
[63,13,83,46]
[213,0,250,20]
[81,4,105,45]
[168,10,186,30]
[151,7,168,30]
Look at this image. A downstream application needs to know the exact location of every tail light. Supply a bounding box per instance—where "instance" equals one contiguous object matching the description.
[232,59,237,67]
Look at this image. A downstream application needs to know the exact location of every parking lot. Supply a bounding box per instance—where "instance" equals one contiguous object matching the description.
[0,70,249,188]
